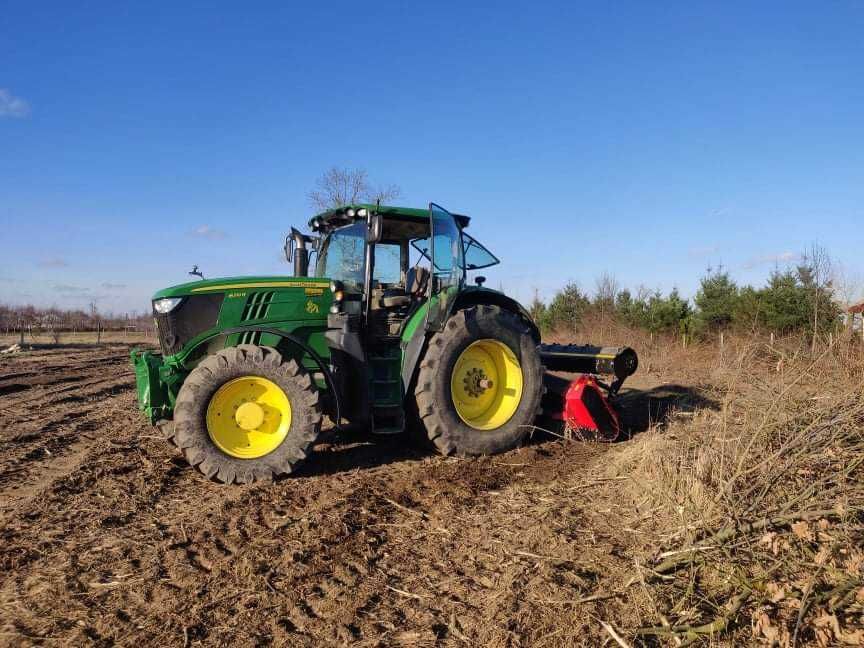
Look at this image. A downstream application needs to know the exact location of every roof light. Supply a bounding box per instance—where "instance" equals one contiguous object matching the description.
[346,208,356,218]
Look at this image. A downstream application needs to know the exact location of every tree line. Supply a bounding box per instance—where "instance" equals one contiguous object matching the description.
[0,302,153,338]
[529,247,845,342]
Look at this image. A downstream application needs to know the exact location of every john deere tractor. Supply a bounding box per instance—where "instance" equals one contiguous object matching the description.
[132,203,637,483]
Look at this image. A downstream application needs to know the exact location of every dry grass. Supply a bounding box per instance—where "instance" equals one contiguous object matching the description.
[0,331,155,347]
[604,332,864,645]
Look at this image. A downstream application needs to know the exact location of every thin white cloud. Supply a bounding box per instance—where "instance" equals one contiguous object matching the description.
[742,251,796,270]
[52,283,88,293]
[0,89,30,118]
[101,282,127,289]
[39,257,69,268]
[191,225,227,240]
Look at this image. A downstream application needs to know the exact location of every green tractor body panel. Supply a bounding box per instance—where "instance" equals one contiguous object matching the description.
[133,275,335,423]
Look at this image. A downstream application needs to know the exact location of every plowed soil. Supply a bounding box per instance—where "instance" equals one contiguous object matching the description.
[0,344,698,647]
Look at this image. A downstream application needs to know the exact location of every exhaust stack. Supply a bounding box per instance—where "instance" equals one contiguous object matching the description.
[291,227,309,277]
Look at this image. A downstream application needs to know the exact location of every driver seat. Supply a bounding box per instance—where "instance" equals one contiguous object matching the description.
[406,266,430,299]
[379,266,430,309]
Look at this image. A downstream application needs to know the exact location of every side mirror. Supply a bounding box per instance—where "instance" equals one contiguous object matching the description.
[366,213,383,243]
[284,235,294,262]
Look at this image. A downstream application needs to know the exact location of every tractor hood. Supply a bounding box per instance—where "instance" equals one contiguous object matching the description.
[152,276,331,299]
[149,275,334,359]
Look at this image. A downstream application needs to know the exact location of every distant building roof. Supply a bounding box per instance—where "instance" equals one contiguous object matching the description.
[849,301,864,314]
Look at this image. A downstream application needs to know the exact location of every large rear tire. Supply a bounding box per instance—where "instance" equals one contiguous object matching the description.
[414,306,543,455]
[173,344,321,484]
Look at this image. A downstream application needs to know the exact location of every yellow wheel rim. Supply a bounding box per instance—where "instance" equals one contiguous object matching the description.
[206,376,292,459]
[450,339,523,430]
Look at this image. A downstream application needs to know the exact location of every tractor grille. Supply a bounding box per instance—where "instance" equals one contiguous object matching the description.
[154,293,224,355]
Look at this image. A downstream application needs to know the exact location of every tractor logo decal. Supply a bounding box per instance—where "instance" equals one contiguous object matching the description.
[305,300,320,314]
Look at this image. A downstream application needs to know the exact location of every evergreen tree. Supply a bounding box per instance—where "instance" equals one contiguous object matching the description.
[761,270,811,333]
[646,288,691,333]
[527,290,549,331]
[694,270,738,331]
[546,282,590,331]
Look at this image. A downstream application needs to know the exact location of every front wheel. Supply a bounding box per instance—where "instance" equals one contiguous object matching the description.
[413,306,543,455]
[173,344,321,484]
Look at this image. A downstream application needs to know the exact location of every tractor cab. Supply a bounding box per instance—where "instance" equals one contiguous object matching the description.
[287,203,502,433]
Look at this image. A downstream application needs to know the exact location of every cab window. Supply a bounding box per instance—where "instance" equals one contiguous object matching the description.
[463,232,500,270]
[374,243,402,284]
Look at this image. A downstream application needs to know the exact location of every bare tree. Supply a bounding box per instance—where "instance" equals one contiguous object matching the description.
[832,262,863,306]
[308,167,402,212]
[89,301,102,344]
[45,313,62,345]
[594,272,620,319]
[800,243,833,351]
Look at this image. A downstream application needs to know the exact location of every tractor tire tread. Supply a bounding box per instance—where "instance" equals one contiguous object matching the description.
[412,305,543,456]
[173,344,321,484]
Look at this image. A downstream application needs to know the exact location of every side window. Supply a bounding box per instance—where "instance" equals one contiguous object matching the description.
[374,243,401,284]
[410,237,432,267]
[462,233,500,270]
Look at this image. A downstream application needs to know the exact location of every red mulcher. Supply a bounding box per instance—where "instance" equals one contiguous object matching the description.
[539,344,639,442]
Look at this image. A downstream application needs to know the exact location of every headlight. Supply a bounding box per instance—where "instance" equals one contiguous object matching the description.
[329,280,344,295]
[153,297,183,314]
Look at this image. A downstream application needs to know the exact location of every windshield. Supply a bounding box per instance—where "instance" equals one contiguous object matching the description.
[316,222,366,290]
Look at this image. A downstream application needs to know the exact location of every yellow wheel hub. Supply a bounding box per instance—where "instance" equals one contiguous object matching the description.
[206,376,292,459]
[450,339,524,430]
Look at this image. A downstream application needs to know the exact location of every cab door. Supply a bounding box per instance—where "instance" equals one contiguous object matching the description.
[426,203,464,330]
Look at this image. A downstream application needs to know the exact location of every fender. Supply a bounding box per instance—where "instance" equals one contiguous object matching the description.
[452,287,541,343]
[183,326,341,427]
[400,288,541,404]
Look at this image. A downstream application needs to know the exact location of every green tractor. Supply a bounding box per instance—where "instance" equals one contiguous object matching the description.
[132,203,637,483]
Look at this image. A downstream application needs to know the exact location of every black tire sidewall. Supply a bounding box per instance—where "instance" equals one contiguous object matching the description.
[420,307,542,455]
[174,346,320,482]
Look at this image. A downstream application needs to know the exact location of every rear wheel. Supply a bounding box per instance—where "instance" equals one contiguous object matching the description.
[173,345,321,484]
[414,306,543,455]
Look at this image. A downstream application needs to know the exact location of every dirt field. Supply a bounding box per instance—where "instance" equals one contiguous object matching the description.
[0,341,799,646]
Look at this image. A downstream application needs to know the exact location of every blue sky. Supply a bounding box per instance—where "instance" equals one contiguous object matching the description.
[2,1,863,314]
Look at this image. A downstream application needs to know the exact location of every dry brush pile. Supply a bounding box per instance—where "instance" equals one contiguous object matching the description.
[608,334,864,646]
